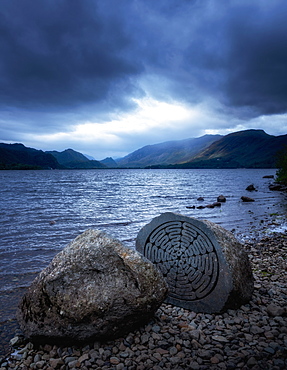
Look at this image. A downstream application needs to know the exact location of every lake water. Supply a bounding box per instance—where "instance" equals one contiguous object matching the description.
[0,168,286,354]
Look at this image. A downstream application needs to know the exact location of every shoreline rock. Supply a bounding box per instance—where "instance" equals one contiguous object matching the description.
[2,232,287,369]
[136,212,254,313]
[16,230,167,344]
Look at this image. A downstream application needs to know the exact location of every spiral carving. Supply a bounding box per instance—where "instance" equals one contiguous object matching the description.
[143,221,219,301]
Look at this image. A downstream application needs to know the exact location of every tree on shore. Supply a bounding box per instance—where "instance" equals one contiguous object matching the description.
[276,146,287,184]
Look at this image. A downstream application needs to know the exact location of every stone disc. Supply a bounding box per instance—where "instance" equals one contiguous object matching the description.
[136,212,233,313]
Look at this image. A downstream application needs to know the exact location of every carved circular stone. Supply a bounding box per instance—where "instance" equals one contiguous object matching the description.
[136,212,233,313]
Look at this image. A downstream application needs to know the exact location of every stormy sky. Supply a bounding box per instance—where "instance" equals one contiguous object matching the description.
[0,0,287,159]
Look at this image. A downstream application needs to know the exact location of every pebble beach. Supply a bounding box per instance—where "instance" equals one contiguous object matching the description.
[1,233,286,370]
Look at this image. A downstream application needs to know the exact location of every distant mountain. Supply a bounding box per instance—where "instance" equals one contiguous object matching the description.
[84,154,95,160]
[0,143,61,169]
[2,129,285,170]
[173,129,287,168]
[47,149,106,169]
[47,148,89,166]
[100,157,118,168]
[116,135,222,168]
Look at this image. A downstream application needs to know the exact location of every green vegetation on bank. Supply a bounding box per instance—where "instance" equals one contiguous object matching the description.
[276,146,287,184]
[0,163,43,170]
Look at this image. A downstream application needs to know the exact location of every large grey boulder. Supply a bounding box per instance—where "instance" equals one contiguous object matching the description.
[136,212,254,313]
[17,229,167,342]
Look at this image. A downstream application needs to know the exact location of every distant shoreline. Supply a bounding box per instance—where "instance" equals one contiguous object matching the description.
[0,166,279,170]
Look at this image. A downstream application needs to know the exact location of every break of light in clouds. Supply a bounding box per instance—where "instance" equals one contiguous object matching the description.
[29,98,200,158]
[0,0,287,159]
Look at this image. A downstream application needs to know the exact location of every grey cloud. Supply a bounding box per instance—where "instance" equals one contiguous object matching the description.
[223,4,287,115]
[129,1,287,117]
[0,0,286,147]
[0,0,143,111]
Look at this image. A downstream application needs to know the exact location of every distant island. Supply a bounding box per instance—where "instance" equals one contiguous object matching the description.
[1,129,287,170]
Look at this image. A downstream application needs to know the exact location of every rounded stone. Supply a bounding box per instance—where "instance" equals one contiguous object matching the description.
[17,229,167,342]
[136,212,254,313]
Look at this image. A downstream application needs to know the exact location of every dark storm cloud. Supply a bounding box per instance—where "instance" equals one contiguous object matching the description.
[0,0,143,111]
[132,0,287,117]
[0,0,286,143]
[222,2,287,115]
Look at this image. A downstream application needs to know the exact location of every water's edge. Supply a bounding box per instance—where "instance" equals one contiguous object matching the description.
[1,168,286,357]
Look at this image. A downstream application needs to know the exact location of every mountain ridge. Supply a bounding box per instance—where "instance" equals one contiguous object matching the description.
[1,129,286,169]
[116,134,223,168]
[170,130,287,169]
[46,149,106,169]
[0,143,61,170]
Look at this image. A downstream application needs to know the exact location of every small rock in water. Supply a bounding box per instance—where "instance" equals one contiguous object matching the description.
[212,202,222,207]
[217,195,226,202]
[241,196,255,202]
[246,184,256,191]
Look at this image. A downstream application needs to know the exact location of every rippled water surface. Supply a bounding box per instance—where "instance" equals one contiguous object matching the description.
[0,168,286,349]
